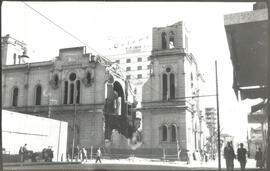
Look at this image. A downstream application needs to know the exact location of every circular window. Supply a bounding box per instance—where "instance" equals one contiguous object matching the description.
[69,73,76,81]
[166,67,171,72]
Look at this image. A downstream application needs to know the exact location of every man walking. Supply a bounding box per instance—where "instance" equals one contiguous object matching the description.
[237,143,247,171]
[22,144,28,162]
[95,147,102,163]
[224,142,235,171]
[255,147,263,168]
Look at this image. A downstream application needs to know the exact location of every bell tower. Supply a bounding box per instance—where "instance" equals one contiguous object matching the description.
[152,21,190,52]
[141,21,202,158]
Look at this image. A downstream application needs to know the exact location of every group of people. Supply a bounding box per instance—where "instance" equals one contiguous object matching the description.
[67,146,102,163]
[224,142,264,171]
[19,144,55,162]
[67,146,88,162]
[42,146,54,162]
[177,148,208,165]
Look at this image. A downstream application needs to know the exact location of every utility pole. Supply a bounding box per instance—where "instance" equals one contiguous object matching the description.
[215,60,221,171]
[71,89,78,162]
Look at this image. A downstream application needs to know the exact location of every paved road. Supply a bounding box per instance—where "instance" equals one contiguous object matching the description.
[3,158,265,171]
[3,162,265,171]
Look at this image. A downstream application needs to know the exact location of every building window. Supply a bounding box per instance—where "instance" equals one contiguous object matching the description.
[170,73,175,99]
[162,74,168,100]
[76,80,80,104]
[64,73,81,105]
[162,125,168,141]
[126,67,131,71]
[137,74,142,79]
[137,57,142,62]
[86,71,92,85]
[171,125,177,142]
[12,87,19,106]
[35,85,42,105]
[115,60,120,64]
[126,75,131,79]
[70,83,74,104]
[163,67,175,100]
[147,65,150,69]
[161,32,167,49]
[169,31,175,49]
[64,81,68,104]
[137,66,142,70]
[126,59,131,63]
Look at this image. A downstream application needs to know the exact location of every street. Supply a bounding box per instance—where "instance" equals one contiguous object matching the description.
[3,158,266,171]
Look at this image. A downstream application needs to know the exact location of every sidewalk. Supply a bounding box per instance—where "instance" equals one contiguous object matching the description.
[85,157,258,169]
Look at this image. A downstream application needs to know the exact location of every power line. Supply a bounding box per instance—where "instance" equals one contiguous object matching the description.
[20,2,200,99]
[21,1,101,56]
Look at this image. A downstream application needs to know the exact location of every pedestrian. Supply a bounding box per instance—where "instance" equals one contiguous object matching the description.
[255,147,263,169]
[95,147,102,163]
[177,147,181,160]
[224,142,236,171]
[237,143,247,171]
[22,144,28,162]
[186,149,190,164]
[48,146,54,162]
[75,145,80,161]
[82,147,87,162]
[19,146,24,162]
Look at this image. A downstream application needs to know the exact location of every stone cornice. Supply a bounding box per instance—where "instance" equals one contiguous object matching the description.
[3,103,105,113]
[2,61,53,71]
[151,48,186,57]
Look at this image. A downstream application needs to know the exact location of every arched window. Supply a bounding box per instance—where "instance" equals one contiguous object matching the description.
[12,87,19,106]
[162,125,168,141]
[162,74,168,100]
[170,73,175,99]
[86,72,91,84]
[64,81,68,104]
[162,67,175,100]
[161,32,167,49]
[64,72,81,105]
[76,80,80,104]
[171,125,177,142]
[70,83,74,104]
[169,31,175,49]
[35,85,42,105]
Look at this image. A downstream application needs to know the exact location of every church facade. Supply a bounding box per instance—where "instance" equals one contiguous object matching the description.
[2,41,139,151]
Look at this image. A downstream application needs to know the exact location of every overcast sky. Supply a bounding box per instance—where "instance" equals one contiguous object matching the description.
[2,1,259,142]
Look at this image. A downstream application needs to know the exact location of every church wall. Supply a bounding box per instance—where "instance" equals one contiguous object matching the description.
[141,108,187,150]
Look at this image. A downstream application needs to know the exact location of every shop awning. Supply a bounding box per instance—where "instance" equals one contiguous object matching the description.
[224,9,268,99]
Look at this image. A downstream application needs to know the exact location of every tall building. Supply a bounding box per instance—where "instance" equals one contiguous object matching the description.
[140,21,204,158]
[105,34,152,103]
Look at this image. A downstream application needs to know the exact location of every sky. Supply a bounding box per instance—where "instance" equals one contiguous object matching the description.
[2,1,260,142]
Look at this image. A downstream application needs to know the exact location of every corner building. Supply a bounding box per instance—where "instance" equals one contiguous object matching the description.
[140,21,203,158]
